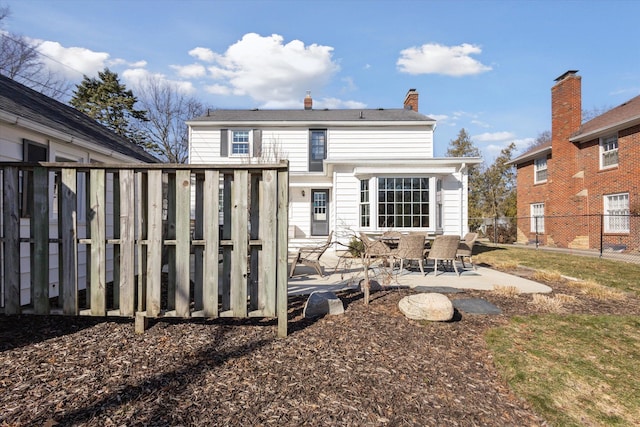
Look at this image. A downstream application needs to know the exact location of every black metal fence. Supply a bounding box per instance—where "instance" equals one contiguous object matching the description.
[471,214,640,263]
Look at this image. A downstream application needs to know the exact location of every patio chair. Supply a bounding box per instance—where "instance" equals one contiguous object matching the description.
[426,234,461,276]
[394,233,426,275]
[457,232,478,270]
[359,232,396,260]
[289,231,333,278]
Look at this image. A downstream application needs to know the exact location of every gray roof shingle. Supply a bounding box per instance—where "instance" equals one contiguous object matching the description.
[189,108,435,123]
[0,74,159,163]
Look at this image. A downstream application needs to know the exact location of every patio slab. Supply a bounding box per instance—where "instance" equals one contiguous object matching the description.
[287,252,552,296]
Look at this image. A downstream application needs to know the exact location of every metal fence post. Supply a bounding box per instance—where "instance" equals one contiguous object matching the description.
[600,213,604,258]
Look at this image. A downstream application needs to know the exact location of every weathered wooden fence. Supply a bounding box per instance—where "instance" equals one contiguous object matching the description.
[0,162,289,337]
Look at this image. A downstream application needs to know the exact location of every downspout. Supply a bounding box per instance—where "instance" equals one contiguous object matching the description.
[459,162,466,236]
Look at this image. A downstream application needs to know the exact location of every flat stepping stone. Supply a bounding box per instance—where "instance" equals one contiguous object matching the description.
[452,298,502,315]
[413,286,464,294]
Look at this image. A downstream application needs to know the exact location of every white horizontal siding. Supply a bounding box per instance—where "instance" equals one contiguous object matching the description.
[328,127,433,159]
[333,168,360,247]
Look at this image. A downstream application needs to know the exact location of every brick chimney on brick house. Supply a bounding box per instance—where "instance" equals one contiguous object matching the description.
[404,89,419,112]
[304,90,312,110]
[550,70,583,219]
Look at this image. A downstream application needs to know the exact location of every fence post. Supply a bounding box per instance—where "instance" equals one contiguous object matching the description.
[535,216,539,249]
[493,216,497,245]
[600,213,604,258]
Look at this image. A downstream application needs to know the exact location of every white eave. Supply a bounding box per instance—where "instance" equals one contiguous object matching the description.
[326,157,481,176]
[507,145,552,165]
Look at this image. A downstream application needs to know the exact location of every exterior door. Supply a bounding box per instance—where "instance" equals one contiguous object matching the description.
[311,189,329,236]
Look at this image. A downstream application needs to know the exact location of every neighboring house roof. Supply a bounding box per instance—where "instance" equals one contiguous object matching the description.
[188,108,435,124]
[0,74,159,163]
[508,140,552,165]
[571,94,640,143]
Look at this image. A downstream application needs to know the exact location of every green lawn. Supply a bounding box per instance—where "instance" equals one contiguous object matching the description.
[477,244,640,426]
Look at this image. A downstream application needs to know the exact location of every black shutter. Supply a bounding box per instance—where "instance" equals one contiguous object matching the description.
[253,129,262,157]
[220,129,228,157]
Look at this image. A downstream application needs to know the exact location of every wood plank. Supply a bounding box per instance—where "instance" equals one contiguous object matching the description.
[202,170,219,317]
[32,167,49,314]
[193,173,204,311]
[166,173,176,310]
[221,173,232,310]
[175,169,191,317]
[60,168,78,315]
[146,170,163,317]
[249,173,260,311]
[89,169,106,316]
[277,168,289,337]
[118,169,135,316]
[2,167,21,314]
[136,172,147,312]
[231,170,248,317]
[112,172,120,309]
[260,169,277,316]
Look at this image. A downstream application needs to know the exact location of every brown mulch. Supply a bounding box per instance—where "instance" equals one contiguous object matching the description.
[2,269,640,427]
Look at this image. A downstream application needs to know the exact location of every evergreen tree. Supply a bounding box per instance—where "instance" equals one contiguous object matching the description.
[478,142,517,218]
[70,68,149,147]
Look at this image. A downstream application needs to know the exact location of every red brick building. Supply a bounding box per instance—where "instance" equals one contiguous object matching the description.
[510,70,640,251]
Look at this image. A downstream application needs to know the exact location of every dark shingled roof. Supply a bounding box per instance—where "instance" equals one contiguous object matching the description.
[572,94,640,141]
[0,74,159,163]
[189,108,435,123]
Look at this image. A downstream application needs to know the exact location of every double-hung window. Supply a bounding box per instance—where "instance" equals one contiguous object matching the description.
[530,203,544,233]
[359,179,370,227]
[309,129,326,172]
[600,134,618,169]
[231,130,250,155]
[534,157,548,183]
[604,193,629,233]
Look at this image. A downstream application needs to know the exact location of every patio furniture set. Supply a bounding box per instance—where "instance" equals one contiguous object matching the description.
[289,231,478,278]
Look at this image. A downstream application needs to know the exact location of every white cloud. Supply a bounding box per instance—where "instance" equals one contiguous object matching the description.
[397,43,492,76]
[36,40,110,78]
[122,68,195,94]
[189,47,216,62]
[171,63,206,78]
[192,33,340,106]
[472,131,515,142]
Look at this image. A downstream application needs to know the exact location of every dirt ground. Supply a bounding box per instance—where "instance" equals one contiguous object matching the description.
[2,267,640,427]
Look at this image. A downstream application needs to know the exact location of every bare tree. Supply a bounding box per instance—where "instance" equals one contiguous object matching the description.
[135,76,207,163]
[0,6,70,100]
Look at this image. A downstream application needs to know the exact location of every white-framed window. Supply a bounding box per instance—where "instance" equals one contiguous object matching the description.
[604,193,629,233]
[309,129,327,172]
[600,134,618,169]
[231,130,250,155]
[359,179,370,227]
[530,203,544,233]
[378,177,429,228]
[21,139,49,217]
[534,157,548,183]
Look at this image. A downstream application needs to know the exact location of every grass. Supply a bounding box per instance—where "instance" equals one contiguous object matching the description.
[486,315,640,426]
[474,243,640,296]
[478,244,640,426]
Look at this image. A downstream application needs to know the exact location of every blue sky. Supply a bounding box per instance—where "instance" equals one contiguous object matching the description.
[3,0,640,160]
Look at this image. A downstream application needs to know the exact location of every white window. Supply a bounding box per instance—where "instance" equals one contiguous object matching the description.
[359,179,370,227]
[534,157,547,183]
[530,203,544,233]
[604,193,629,233]
[600,135,618,169]
[378,177,429,228]
[231,130,250,155]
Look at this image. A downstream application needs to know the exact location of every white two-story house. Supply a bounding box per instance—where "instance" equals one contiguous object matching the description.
[187,89,480,250]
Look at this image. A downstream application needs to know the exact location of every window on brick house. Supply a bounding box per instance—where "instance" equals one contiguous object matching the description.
[530,203,544,233]
[600,134,618,169]
[534,157,548,183]
[604,193,629,233]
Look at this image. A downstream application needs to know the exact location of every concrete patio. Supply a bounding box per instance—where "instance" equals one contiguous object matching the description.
[287,251,552,296]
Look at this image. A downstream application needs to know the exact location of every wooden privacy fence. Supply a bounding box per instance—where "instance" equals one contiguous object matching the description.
[0,161,289,337]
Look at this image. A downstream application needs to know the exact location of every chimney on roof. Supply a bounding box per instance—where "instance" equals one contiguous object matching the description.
[404,88,419,112]
[552,70,581,145]
[304,90,312,110]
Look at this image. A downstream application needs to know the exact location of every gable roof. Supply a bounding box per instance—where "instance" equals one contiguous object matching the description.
[507,140,552,165]
[188,108,435,124]
[570,94,640,143]
[0,74,159,163]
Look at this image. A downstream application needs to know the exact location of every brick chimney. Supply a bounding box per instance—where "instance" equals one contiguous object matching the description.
[304,90,312,110]
[403,89,419,112]
[550,70,582,219]
[552,70,581,144]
